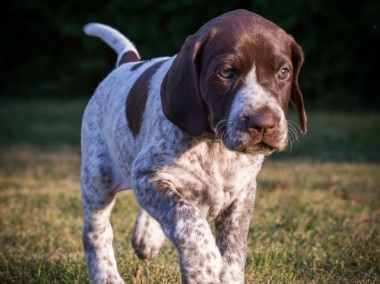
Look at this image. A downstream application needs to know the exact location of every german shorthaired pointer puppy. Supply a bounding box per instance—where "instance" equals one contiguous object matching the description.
[81,9,306,284]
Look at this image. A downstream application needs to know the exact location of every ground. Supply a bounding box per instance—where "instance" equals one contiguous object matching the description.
[0,99,379,283]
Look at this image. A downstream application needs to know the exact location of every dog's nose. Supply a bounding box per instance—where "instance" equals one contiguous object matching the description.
[245,114,278,134]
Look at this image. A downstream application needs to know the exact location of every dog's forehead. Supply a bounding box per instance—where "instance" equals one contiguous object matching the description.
[200,10,292,64]
[196,10,292,79]
[206,10,288,41]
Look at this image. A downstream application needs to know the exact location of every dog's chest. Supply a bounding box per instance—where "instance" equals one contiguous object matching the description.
[158,141,264,219]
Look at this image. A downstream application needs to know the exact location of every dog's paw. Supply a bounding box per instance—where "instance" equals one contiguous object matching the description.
[131,209,167,262]
[131,235,165,262]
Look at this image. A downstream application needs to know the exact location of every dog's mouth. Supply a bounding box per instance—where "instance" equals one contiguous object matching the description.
[231,141,277,155]
[247,142,277,155]
[216,124,286,155]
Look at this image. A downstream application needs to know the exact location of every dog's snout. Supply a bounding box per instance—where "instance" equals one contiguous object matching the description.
[245,114,278,134]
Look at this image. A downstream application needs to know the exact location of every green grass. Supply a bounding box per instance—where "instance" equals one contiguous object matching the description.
[0,99,379,283]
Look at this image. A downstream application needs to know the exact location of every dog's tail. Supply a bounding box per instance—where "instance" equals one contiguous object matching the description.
[84,23,140,66]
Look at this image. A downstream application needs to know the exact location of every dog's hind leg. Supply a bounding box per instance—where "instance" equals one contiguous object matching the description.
[81,191,123,283]
[131,208,167,262]
[81,160,124,284]
[80,128,124,283]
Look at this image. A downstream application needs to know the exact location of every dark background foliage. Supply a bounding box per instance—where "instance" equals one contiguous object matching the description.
[2,0,379,110]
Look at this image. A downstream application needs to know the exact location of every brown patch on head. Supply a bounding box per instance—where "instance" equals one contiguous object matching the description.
[200,12,295,123]
[240,33,294,110]
[162,9,306,136]
[119,51,140,65]
[126,61,165,137]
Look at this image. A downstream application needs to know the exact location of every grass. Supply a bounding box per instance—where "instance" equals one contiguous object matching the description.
[0,99,379,283]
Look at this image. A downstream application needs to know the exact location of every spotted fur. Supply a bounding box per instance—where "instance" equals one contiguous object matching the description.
[81,9,306,284]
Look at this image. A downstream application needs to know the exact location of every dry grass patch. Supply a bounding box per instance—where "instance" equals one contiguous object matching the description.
[0,146,379,283]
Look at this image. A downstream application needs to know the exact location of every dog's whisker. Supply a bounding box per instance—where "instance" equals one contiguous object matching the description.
[287,120,303,137]
[287,121,300,142]
[215,119,228,140]
[287,133,294,153]
[216,119,227,129]
[286,120,302,153]
[288,127,298,143]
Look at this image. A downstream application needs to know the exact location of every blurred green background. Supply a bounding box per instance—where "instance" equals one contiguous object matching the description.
[2,0,379,110]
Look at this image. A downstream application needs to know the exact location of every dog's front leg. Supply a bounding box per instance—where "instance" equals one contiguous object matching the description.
[132,169,224,284]
[215,186,256,284]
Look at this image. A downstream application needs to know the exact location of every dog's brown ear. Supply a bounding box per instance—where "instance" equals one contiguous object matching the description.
[160,34,208,137]
[290,40,307,134]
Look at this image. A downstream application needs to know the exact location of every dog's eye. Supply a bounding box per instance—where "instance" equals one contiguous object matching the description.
[277,68,290,80]
[219,68,234,79]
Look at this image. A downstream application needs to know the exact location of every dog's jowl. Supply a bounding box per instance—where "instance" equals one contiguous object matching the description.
[81,9,306,284]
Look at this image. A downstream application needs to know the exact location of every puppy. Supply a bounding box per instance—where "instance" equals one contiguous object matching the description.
[81,9,306,284]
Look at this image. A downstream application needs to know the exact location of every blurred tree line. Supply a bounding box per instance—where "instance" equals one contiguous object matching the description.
[1,0,379,110]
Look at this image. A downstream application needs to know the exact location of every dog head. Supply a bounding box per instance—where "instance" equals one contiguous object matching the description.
[161,9,306,155]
